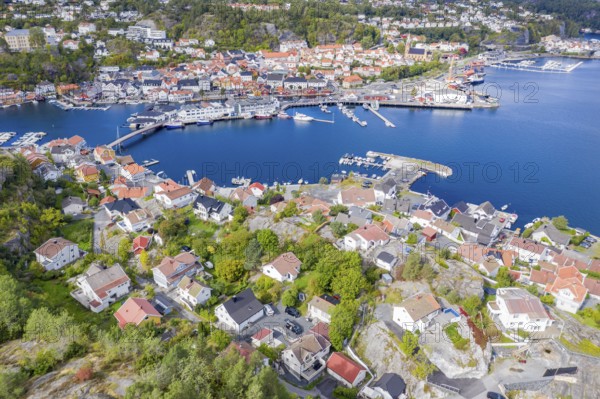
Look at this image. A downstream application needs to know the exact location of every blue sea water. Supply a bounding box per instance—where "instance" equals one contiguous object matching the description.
[1,58,599,231]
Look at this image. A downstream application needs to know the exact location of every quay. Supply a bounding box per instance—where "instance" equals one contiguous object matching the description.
[364,104,396,128]
[367,150,453,178]
[283,99,497,111]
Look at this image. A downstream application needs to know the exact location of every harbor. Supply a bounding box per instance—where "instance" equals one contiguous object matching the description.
[488,59,583,73]
[0,132,17,146]
[12,132,47,147]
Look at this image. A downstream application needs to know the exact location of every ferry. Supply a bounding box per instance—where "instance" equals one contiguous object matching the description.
[231,176,251,186]
[468,73,485,85]
[293,113,314,122]
[165,121,185,130]
[277,112,292,119]
[254,113,273,120]
[196,119,213,126]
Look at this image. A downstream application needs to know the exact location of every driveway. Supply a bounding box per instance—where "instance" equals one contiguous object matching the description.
[155,289,201,323]
[92,209,111,253]
[241,301,316,344]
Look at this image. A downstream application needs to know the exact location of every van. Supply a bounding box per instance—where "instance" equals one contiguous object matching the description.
[264,304,275,316]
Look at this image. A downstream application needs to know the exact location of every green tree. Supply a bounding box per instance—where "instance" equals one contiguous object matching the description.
[281,286,298,307]
[139,250,150,271]
[29,27,46,48]
[331,268,367,300]
[233,205,249,225]
[402,252,424,280]
[495,267,514,288]
[0,370,28,399]
[328,205,348,217]
[399,330,419,356]
[0,275,31,343]
[244,238,263,270]
[406,233,418,245]
[208,329,231,351]
[216,258,245,282]
[256,229,279,256]
[118,237,132,264]
[329,300,359,350]
[552,216,569,231]
[312,210,326,225]
[461,295,482,317]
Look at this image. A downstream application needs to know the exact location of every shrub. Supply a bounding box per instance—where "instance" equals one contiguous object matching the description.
[74,364,93,382]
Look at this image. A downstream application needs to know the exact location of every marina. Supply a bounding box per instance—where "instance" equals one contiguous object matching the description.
[12,132,47,147]
[364,104,396,128]
[488,59,583,73]
[0,132,17,146]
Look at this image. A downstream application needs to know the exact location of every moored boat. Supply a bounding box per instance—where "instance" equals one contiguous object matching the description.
[196,119,213,126]
[277,112,292,119]
[165,121,185,130]
[254,113,273,120]
[293,112,314,122]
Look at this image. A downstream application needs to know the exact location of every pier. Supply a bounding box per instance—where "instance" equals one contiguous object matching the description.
[141,159,159,167]
[364,104,396,128]
[367,150,453,178]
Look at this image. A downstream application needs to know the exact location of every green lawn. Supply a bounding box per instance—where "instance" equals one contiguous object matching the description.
[60,218,94,252]
[560,337,600,357]
[31,278,116,328]
[187,216,218,237]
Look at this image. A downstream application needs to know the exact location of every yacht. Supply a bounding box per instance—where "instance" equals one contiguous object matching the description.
[196,119,213,126]
[277,112,292,119]
[293,113,314,122]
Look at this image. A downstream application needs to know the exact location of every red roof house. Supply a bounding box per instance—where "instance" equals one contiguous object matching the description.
[326,352,367,388]
[114,297,161,329]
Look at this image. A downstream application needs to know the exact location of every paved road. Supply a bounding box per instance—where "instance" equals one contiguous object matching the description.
[280,380,320,399]
[92,209,111,253]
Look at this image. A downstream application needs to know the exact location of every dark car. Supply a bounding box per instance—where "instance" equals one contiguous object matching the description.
[181,245,192,252]
[486,392,505,399]
[285,306,301,318]
[285,319,302,334]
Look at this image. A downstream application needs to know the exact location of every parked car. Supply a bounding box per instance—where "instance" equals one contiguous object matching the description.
[264,304,275,316]
[285,306,301,318]
[285,319,302,334]
[486,393,505,399]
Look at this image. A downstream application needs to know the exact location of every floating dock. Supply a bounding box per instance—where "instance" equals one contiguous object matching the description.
[364,104,396,128]
[141,159,159,167]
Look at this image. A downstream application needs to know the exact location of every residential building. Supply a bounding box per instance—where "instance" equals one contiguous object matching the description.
[262,252,301,282]
[374,178,397,202]
[308,295,339,324]
[62,196,86,215]
[282,332,330,382]
[193,195,233,222]
[532,224,571,249]
[177,276,212,309]
[103,198,140,219]
[93,146,116,164]
[338,187,376,207]
[375,251,397,272]
[487,288,552,332]
[214,288,265,333]
[114,298,162,329]
[326,352,367,388]
[504,237,549,264]
[393,293,441,332]
[152,252,199,289]
[545,270,587,314]
[344,224,390,251]
[121,163,147,182]
[251,327,274,348]
[192,177,216,196]
[75,164,99,183]
[367,373,407,399]
[34,237,81,271]
[75,264,130,312]
[5,29,31,51]
[155,186,197,209]
[122,209,151,233]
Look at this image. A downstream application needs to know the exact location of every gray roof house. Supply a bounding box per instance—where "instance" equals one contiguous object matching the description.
[532,224,571,248]
[214,288,265,333]
[62,196,86,215]
[372,373,406,399]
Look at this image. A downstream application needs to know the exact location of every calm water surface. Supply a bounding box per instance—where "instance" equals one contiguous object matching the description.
[2,58,599,231]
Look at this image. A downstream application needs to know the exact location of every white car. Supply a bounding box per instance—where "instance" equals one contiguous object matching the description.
[264,304,275,316]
